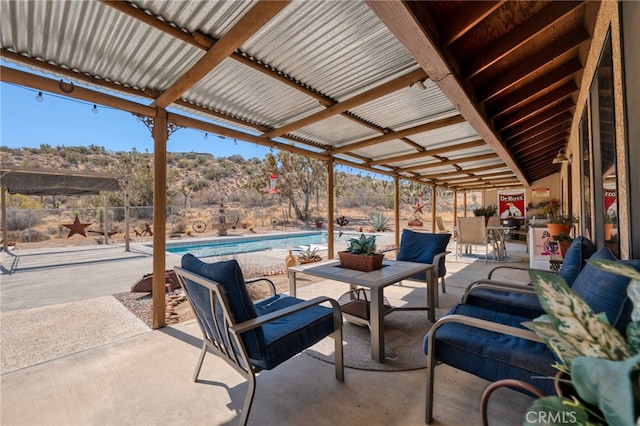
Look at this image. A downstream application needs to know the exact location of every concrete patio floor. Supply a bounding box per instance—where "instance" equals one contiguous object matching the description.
[1,237,536,425]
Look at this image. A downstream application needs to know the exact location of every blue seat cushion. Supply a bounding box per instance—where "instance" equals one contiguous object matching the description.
[557,236,597,285]
[464,236,597,317]
[424,304,557,395]
[464,289,543,319]
[181,255,265,359]
[571,248,640,335]
[253,295,335,370]
[397,230,451,279]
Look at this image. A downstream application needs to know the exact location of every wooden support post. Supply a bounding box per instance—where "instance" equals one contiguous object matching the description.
[431,184,437,233]
[1,188,7,252]
[394,176,400,248]
[152,109,168,329]
[124,179,130,252]
[464,192,468,217]
[103,194,109,245]
[453,190,458,227]
[326,157,334,259]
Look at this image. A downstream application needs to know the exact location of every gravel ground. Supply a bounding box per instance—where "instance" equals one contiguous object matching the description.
[111,269,323,327]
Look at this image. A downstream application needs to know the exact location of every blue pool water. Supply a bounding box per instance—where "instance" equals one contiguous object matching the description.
[165,232,330,258]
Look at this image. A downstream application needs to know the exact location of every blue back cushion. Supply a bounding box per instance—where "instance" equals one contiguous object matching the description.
[558,236,596,286]
[181,254,265,358]
[571,248,640,334]
[397,230,451,278]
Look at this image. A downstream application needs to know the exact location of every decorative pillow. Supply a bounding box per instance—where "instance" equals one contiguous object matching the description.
[558,236,597,286]
[571,248,640,334]
[397,230,451,278]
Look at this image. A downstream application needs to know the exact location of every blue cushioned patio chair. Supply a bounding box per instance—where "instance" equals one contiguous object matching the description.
[423,247,640,424]
[175,254,344,426]
[461,236,597,318]
[386,230,451,307]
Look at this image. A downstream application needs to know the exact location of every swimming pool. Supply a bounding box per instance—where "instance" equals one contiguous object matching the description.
[165,231,330,258]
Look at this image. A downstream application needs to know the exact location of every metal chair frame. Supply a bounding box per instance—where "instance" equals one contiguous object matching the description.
[174,266,344,426]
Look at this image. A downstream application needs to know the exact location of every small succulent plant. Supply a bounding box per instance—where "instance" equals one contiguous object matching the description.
[346,233,377,255]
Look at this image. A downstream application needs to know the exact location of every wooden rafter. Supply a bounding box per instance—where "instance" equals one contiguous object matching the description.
[365,139,485,167]
[367,0,529,186]
[488,58,582,118]
[502,105,574,141]
[401,153,499,172]
[495,82,578,131]
[477,27,589,103]
[330,115,465,155]
[152,1,290,108]
[439,1,506,47]
[464,1,583,79]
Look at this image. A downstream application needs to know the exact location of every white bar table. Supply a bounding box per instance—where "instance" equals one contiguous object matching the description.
[288,259,435,362]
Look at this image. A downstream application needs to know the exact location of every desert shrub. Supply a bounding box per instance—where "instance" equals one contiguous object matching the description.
[18,229,49,243]
[6,208,43,231]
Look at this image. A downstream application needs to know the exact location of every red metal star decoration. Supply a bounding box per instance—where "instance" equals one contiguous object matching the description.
[412,201,424,216]
[63,216,91,238]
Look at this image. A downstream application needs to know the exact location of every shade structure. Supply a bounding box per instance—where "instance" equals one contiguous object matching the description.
[1,166,122,196]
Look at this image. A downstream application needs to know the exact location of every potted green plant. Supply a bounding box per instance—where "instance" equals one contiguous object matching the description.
[473,204,498,224]
[546,215,578,237]
[338,233,384,272]
[296,246,322,264]
[523,262,640,426]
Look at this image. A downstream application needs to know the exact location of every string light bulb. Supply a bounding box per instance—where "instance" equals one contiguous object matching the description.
[203,132,208,140]
[91,104,98,114]
[35,91,43,102]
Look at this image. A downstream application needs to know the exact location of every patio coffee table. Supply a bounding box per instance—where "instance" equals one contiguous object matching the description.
[288,259,435,362]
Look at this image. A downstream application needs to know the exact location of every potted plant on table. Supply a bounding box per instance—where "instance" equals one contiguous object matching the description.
[473,204,498,225]
[338,233,384,272]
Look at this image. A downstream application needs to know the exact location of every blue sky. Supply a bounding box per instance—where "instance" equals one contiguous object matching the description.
[0,77,273,159]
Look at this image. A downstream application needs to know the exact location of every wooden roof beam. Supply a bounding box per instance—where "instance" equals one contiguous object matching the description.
[401,153,499,172]
[420,163,507,180]
[262,68,427,138]
[488,58,582,118]
[502,105,573,141]
[495,82,577,131]
[330,114,464,155]
[477,27,589,103]
[509,124,569,149]
[152,1,290,108]
[464,1,584,79]
[366,139,485,166]
[367,0,528,186]
[439,1,506,47]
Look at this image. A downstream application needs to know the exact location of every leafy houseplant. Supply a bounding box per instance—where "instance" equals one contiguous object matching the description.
[338,233,384,272]
[523,261,640,426]
[473,204,498,225]
[547,215,578,237]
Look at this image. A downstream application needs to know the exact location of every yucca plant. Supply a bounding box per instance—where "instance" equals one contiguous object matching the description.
[346,233,377,255]
[369,211,391,232]
[523,261,640,426]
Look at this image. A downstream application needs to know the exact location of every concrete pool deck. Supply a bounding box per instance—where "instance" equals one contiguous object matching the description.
[0,239,534,425]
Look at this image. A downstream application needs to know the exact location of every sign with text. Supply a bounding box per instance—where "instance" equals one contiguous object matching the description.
[498,190,526,219]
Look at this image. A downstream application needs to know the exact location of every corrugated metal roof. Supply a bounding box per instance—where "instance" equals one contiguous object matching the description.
[3,0,591,190]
